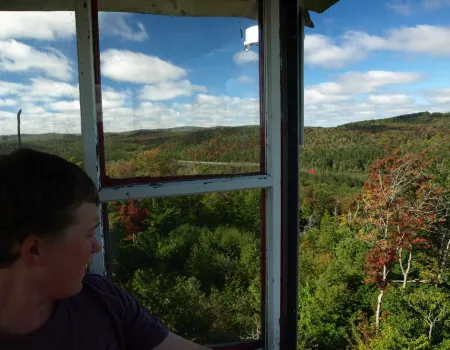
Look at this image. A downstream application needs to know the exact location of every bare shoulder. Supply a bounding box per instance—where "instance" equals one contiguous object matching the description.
[153,332,211,350]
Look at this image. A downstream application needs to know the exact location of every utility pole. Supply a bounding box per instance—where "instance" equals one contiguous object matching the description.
[17,109,22,148]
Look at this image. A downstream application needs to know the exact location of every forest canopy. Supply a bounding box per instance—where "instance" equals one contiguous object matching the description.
[1,111,449,348]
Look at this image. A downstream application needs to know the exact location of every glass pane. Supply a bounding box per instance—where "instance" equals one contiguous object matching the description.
[299,3,450,349]
[0,11,82,166]
[97,11,261,179]
[105,189,263,346]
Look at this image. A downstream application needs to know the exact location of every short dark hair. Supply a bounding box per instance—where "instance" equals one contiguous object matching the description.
[0,148,99,267]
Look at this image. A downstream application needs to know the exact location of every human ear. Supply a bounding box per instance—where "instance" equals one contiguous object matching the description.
[19,235,46,267]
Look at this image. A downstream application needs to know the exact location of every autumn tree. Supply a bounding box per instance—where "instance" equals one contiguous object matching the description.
[117,200,149,241]
[356,149,447,334]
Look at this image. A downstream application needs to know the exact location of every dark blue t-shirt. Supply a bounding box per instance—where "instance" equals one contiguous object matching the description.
[0,274,170,349]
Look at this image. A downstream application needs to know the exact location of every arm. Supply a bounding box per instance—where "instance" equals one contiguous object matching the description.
[154,332,211,350]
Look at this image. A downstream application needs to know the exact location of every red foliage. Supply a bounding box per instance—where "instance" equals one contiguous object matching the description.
[308,168,316,175]
[358,149,444,288]
[117,200,149,240]
[364,247,396,285]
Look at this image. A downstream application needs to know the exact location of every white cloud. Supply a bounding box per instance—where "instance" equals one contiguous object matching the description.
[140,80,207,101]
[233,50,258,65]
[421,0,450,10]
[376,25,450,56]
[0,12,75,40]
[102,103,179,132]
[0,99,16,107]
[425,89,450,104]
[386,1,413,16]
[100,49,206,102]
[101,49,186,84]
[102,87,132,109]
[0,20,445,137]
[99,13,148,41]
[0,39,73,81]
[368,94,414,104]
[0,95,260,135]
[0,78,79,115]
[0,106,79,135]
[385,0,450,16]
[305,25,450,68]
[304,34,365,69]
[0,77,79,134]
[304,99,426,127]
[0,43,260,134]
[0,76,259,134]
[334,71,424,93]
[48,88,132,113]
[99,93,260,132]
[0,67,437,134]
[170,94,259,127]
[0,81,24,96]
[0,110,15,120]
[305,70,424,104]
[237,76,254,83]
[2,77,448,133]
[27,78,79,99]
[0,12,147,42]
[303,70,432,127]
[305,86,352,104]
[49,100,80,112]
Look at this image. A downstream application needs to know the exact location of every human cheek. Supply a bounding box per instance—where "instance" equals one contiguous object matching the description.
[91,236,101,254]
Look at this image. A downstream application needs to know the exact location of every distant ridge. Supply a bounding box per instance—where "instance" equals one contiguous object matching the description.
[1,111,449,137]
[338,111,450,129]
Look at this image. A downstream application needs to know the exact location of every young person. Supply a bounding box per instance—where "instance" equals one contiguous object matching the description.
[0,148,210,349]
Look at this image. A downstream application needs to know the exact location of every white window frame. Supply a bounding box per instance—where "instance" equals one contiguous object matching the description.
[262,0,282,348]
[99,175,273,201]
[0,0,282,348]
[75,1,282,348]
[75,0,106,276]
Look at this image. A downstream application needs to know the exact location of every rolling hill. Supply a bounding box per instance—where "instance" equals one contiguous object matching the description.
[1,111,448,179]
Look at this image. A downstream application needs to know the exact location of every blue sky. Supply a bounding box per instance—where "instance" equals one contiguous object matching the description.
[1,0,450,134]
